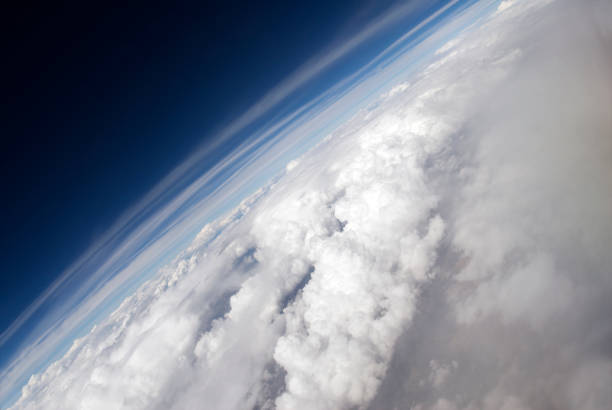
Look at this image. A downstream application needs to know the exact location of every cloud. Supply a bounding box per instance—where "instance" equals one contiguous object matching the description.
[370,1,612,409]
[8,0,612,409]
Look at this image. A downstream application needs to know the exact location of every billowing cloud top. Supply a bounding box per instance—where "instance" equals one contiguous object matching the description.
[6,0,612,409]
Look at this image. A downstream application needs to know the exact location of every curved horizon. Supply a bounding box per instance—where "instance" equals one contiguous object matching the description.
[0,0,482,406]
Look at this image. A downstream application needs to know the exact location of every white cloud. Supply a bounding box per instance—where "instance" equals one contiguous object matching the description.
[370,1,612,409]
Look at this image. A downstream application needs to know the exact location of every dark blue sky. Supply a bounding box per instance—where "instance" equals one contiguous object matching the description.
[1,0,413,335]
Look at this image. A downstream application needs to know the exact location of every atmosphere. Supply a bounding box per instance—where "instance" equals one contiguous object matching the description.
[2,1,612,409]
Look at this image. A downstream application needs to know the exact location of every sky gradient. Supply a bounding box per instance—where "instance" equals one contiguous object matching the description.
[1,0,474,406]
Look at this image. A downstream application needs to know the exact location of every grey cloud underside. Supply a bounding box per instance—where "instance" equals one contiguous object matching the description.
[11,0,612,409]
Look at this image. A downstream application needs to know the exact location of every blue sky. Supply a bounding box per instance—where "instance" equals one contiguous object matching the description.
[0,0,487,406]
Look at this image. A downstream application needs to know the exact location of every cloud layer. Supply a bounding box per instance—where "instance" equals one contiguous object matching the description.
[10,0,612,409]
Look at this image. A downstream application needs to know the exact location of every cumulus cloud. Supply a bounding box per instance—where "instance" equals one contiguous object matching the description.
[9,0,612,409]
[370,1,612,409]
